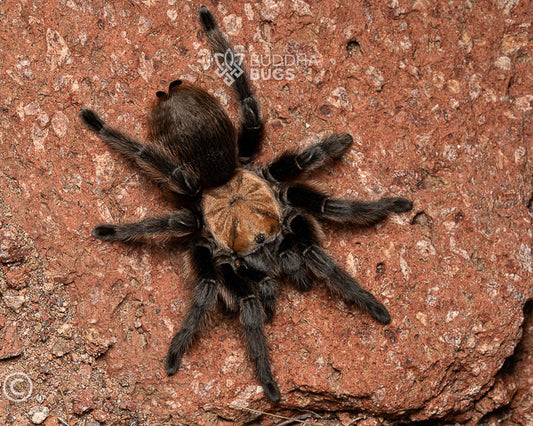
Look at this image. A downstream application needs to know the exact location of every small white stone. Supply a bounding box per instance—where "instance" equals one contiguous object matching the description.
[29,406,49,425]
[494,56,511,70]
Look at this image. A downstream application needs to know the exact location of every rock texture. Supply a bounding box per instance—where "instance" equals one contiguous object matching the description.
[0,0,531,425]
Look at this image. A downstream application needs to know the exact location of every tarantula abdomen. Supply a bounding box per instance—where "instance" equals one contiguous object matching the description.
[149,82,238,189]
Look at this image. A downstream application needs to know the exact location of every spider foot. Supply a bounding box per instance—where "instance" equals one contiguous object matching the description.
[322,133,354,159]
[165,352,180,376]
[383,197,413,213]
[79,108,104,132]
[263,379,281,403]
[368,302,391,325]
[92,225,117,240]
[198,6,217,31]
[166,339,186,376]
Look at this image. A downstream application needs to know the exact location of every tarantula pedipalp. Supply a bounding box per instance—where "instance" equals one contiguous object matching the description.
[79,6,413,403]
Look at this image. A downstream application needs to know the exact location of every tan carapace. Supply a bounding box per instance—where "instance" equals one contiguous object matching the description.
[202,170,281,254]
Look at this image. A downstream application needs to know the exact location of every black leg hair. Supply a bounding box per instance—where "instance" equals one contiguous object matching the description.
[79,109,201,197]
[239,294,280,401]
[257,277,277,323]
[220,263,281,402]
[305,246,391,324]
[278,232,314,291]
[92,210,200,242]
[235,260,277,323]
[276,213,321,291]
[198,6,264,164]
[284,183,413,226]
[166,244,218,375]
[286,214,391,324]
[264,134,354,182]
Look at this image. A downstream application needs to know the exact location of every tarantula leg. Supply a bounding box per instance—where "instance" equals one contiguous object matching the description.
[286,214,390,324]
[235,261,277,323]
[197,6,254,104]
[220,264,281,402]
[240,295,281,401]
[284,183,413,226]
[278,232,314,291]
[264,134,354,182]
[305,246,391,324]
[258,277,277,323]
[198,6,264,164]
[166,245,218,375]
[79,109,201,197]
[92,210,200,242]
[165,278,217,375]
[237,97,264,164]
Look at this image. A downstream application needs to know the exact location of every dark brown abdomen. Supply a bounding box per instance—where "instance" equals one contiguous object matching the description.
[149,83,237,188]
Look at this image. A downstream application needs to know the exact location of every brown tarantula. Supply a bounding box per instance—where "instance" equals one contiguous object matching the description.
[79,6,412,402]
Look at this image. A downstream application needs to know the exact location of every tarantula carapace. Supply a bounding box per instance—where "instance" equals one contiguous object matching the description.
[79,6,413,402]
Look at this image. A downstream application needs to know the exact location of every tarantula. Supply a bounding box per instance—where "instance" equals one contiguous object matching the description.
[79,6,412,402]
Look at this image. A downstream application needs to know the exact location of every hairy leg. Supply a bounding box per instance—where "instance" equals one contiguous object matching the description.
[198,6,263,164]
[284,183,413,226]
[235,260,278,323]
[286,214,390,324]
[220,263,281,402]
[278,232,314,291]
[92,210,200,243]
[257,277,277,323]
[240,294,280,401]
[304,245,390,324]
[79,109,200,197]
[166,245,218,375]
[264,134,353,182]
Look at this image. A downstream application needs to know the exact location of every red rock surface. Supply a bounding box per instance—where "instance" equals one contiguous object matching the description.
[0,0,531,425]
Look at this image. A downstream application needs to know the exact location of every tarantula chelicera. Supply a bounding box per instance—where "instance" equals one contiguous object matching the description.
[80,6,412,402]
